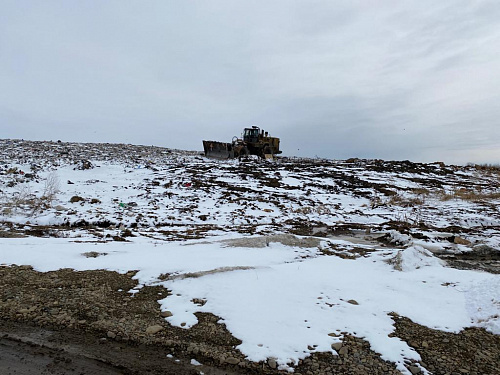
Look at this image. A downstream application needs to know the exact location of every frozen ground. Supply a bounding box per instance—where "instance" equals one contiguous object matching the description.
[0,139,499,374]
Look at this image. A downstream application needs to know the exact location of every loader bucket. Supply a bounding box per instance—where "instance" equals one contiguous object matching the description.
[203,140,235,159]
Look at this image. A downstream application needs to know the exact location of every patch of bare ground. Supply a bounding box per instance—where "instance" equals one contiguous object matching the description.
[438,246,500,274]
[0,266,248,374]
[390,314,500,375]
[1,266,498,374]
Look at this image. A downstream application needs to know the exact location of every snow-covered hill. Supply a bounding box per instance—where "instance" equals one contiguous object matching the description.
[0,139,499,374]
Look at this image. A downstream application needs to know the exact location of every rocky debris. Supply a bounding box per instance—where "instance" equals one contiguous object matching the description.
[1,139,499,248]
[0,230,26,238]
[267,357,277,369]
[408,364,421,374]
[437,245,500,274]
[0,320,234,375]
[294,334,400,375]
[331,342,343,352]
[145,325,164,334]
[453,236,472,246]
[4,264,498,374]
[225,357,239,365]
[74,159,94,170]
[391,314,500,375]
[82,251,107,258]
[0,139,500,373]
[69,195,85,203]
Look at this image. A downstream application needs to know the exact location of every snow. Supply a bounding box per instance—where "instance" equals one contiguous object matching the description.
[0,235,498,374]
[391,245,446,272]
[466,278,500,334]
[0,141,499,375]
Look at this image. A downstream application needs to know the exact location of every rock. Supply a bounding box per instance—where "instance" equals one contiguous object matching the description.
[70,196,85,203]
[454,236,471,246]
[74,159,94,170]
[268,358,277,369]
[107,331,116,339]
[408,365,420,374]
[347,299,359,305]
[145,325,164,334]
[421,341,429,348]
[339,347,349,356]
[225,357,239,365]
[161,310,173,318]
[331,342,343,351]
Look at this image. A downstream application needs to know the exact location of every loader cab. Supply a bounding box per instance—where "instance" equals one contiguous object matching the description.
[243,127,260,144]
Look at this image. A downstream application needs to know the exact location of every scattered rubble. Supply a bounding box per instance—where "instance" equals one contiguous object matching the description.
[0,139,499,374]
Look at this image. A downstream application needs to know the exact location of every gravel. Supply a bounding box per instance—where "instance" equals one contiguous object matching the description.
[1,265,498,374]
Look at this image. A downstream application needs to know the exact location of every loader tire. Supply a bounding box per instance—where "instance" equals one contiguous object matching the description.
[239,147,249,159]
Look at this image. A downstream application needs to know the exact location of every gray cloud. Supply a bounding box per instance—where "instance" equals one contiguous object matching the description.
[1,1,499,164]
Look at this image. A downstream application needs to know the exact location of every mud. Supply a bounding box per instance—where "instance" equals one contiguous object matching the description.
[1,140,499,374]
[1,265,499,375]
[1,320,213,375]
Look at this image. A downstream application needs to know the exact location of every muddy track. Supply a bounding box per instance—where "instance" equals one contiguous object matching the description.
[1,140,499,374]
[0,320,234,375]
[1,265,499,375]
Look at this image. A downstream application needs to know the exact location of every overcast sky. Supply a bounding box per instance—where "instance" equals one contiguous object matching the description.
[1,1,499,164]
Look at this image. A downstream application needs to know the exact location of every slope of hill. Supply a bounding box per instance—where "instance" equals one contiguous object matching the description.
[0,139,499,375]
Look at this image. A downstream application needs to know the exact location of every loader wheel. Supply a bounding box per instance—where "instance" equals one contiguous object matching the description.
[261,146,273,159]
[239,147,249,159]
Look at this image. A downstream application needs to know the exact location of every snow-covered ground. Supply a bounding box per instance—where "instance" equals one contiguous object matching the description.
[0,139,499,374]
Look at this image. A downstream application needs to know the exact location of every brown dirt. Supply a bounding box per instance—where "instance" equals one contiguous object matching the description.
[1,265,499,375]
[391,314,500,375]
